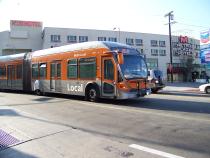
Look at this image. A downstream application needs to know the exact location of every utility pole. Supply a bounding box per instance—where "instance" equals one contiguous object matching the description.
[165,11,174,83]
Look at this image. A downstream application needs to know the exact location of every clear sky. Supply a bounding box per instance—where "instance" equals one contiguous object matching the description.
[0,0,209,39]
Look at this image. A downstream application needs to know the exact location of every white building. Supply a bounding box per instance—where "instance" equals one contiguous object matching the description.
[0,20,202,81]
[0,20,42,55]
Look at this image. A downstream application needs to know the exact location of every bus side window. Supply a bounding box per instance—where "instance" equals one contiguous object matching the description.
[32,64,39,78]
[68,59,78,79]
[79,57,96,79]
[104,59,114,80]
[50,63,56,77]
[57,63,61,78]
[39,63,47,78]
[0,66,6,77]
[16,64,22,79]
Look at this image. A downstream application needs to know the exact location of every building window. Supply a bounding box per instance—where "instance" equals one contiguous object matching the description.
[146,58,158,69]
[159,49,166,56]
[135,39,143,46]
[108,37,117,42]
[195,51,199,58]
[173,50,179,56]
[79,36,88,42]
[79,57,96,79]
[126,38,134,45]
[151,40,158,47]
[51,35,61,42]
[140,49,144,54]
[172,42,178,48]
[195,44,200,50]
[67,35,77,43]
[159,40,166,47]
[67,59,78,79]
[151,49,158,56]
[98,37,106,41]
[137,48,144,54]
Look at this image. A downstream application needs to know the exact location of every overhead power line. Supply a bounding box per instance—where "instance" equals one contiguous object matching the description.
[177,22,209,29]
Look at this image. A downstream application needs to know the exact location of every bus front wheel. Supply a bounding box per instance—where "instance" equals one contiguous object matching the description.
[87,87,99,102]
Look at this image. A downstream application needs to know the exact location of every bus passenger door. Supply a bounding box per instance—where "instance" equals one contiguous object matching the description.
[7,65,15,88]
[50,62,61,92]
[102,57,116,98]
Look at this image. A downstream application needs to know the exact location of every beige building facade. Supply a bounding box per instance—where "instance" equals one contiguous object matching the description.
[0,20,202,81]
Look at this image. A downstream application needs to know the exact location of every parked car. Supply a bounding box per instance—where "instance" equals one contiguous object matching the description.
[199,83,210,94]
[148,69,165,93]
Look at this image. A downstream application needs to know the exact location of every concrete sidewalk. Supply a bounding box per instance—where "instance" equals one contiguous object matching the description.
[0,106,149,158]
[162,82,203,92]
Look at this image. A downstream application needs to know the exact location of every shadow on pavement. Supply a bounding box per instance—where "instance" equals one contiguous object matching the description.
[1,90,210,115]
[0,148,37,158]
[32,97,55,102]
[98,96,210,114]
[0,109,20,116]
[11,91,210,115]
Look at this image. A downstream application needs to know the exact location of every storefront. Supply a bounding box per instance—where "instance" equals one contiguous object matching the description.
[167,36,201,82]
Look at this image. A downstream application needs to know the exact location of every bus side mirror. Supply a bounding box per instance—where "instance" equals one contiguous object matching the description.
[117,52,124,64]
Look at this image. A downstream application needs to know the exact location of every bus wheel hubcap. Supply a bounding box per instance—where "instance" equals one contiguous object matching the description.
[89,89,96,99]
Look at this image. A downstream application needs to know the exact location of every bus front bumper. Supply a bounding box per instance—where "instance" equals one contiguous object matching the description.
[116,89,151,100]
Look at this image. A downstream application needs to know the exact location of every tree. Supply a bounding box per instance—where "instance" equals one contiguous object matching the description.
[179,55,194,82]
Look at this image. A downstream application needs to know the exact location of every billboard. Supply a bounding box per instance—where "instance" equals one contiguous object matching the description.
[200,29,210,66]
[200,30,210,44]
[200,49,210,63]
[173,36,194,56]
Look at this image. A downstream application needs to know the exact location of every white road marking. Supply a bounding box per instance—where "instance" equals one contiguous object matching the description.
[129,144,185,158]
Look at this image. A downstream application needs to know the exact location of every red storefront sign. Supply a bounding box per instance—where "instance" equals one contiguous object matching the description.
[11,20,42,27]
[179,36,188,44]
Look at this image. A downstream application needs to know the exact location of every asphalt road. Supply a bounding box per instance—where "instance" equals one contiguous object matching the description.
[0,90,210,158]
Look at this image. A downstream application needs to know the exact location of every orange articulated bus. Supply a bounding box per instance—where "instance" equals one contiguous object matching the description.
[0,41,150,101]
[0,53,25,90]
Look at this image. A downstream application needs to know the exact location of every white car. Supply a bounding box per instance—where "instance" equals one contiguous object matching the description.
[199,83,210,94]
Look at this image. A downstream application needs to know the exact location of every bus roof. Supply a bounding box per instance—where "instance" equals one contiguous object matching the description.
[0,42,136,62]
[31,41,133,57]
[0,53,26,62]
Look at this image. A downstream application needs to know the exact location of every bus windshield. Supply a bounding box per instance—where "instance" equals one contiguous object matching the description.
[120,55,147,79]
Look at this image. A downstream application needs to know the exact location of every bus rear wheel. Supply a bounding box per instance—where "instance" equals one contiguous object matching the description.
[87,87,99,102]
[35,89,42,96]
